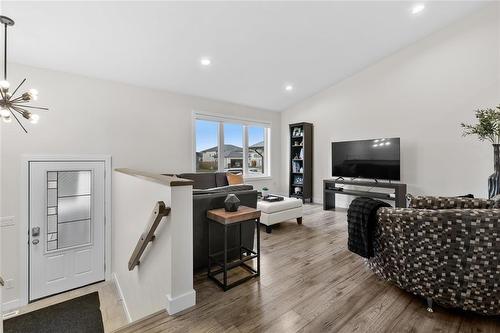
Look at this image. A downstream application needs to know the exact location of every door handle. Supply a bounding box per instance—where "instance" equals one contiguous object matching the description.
[32,226,40,237]
[0,276,4,287]
[32,239,40,245]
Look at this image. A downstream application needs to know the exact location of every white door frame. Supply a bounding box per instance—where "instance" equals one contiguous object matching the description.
[19,155,112,307]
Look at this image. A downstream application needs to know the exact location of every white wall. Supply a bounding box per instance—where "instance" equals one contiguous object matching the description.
[0,64,281,309]
[281,4,500,206]
[113,171,194,321]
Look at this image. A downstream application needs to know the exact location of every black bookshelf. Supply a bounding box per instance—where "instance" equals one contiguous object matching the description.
[289,122,313,203]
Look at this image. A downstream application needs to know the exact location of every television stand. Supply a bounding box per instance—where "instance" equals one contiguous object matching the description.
[323,179,407,210]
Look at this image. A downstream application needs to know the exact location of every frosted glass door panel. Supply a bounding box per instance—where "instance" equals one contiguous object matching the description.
[48,189,57,207]
[58,220,91,249]
[58,171,91,197]
[58,196,91,223]
[47,215,57,233]
[46,170,93,252]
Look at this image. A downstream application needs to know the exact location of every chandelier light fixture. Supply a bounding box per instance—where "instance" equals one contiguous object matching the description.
[0,15,48,133]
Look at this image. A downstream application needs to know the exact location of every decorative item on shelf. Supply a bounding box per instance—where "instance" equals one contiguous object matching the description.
[292,161,302,173]
[299,148,304,160]
[0,16,48,133]
[461,105,500,198]
[224,194,240,212]
[292,127,304,137]
[294,187,302,194]
[294,175,303,185]
[299,167,303,173]
[262,187,270,198]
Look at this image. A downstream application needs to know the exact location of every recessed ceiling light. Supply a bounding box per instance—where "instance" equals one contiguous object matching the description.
[411,4,425,15]
[285,84,294,92]
[200,57,211,66]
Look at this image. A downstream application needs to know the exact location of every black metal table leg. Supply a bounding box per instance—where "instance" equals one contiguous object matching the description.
[256,218,260,276]
[223,225,228,290]
[208,219,211,277]
[239,222,242,260]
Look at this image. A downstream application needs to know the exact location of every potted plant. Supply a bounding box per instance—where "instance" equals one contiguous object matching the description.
[461,105,500,198]
[262,187,270,198]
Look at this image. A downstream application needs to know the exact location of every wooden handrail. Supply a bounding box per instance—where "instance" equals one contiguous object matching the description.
[128,201,171,271]
[115,168,194,187]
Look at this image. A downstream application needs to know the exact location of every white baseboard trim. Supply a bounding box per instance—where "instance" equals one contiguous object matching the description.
[166,289,196,315]
[112,273,132,323]
[2,298,20,314]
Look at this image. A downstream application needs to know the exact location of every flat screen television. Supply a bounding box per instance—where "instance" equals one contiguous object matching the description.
[332,138,400,180]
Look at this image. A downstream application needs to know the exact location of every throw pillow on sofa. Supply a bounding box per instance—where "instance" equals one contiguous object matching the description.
[227,172,244,185]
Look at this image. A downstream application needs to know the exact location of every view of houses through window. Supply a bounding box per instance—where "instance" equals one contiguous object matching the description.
[224,123,244,172]
[195,117,269,177]
[195,120,219,172]
[247,126,266,175]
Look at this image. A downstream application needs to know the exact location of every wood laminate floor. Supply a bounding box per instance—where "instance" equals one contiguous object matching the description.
[115,204,499,333]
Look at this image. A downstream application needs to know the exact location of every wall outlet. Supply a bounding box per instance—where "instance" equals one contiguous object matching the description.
[5,278,14,289]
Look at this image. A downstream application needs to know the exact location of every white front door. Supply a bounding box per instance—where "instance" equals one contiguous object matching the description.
[29,161,105,301]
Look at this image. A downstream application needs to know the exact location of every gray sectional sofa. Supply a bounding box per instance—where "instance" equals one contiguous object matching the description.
[176,172,258,271]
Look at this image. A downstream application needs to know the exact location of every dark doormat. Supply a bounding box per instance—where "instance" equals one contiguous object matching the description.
[4,292,104,333]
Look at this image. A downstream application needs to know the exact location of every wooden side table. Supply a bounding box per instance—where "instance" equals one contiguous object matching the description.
[206,206,261,291]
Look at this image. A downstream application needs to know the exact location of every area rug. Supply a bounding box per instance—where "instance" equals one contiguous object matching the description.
[4,292,104,333]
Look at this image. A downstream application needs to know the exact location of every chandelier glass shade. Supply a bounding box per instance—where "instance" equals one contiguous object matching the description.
[0,15,48,133]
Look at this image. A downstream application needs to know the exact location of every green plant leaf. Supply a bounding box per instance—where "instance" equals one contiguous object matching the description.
[461,105,500,144]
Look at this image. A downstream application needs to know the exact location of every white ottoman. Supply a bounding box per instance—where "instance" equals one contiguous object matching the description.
[257,197,303,233]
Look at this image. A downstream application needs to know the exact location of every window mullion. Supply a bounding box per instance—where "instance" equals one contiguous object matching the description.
[218,122,224,172]
[243,126,249,177]
[192,118,196,172]
[265,127,270,177]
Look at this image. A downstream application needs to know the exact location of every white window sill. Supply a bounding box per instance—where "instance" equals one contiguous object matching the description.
[244,176,272,181]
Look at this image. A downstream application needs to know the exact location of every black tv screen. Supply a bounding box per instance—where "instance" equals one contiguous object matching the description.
[332,138,400,180]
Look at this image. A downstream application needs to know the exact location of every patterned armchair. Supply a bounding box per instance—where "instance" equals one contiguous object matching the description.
[369,195,500,315]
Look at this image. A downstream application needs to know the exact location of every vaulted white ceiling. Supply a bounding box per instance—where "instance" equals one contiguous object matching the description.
[1,1,489,111]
